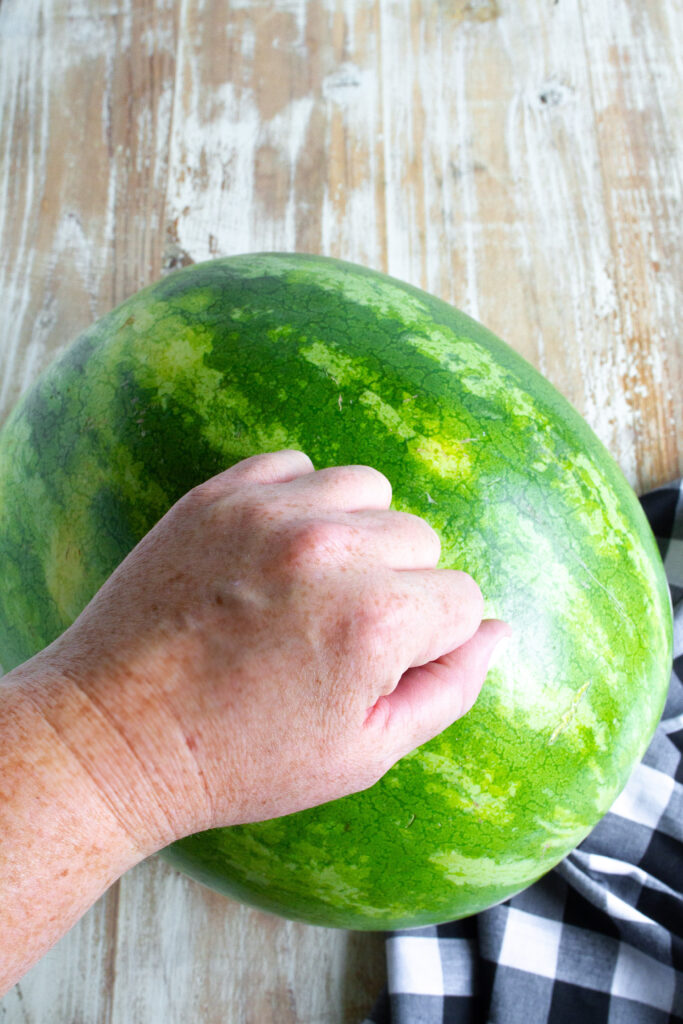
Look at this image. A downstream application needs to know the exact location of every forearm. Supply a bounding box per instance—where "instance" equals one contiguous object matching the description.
[0,659,152,995]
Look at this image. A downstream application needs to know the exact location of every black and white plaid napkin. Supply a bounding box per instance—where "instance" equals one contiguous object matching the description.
[365,480,683,1024]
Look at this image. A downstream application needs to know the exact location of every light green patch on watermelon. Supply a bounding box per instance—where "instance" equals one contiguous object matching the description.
[301,864,380,909]
[357,390,418,442]
[532,807,596,850]
[419,750,519,825]
[300,337,481,481]
[44,451,112,620]
[130,320,222,395]
[300,337,361,384]
[455,342,545,420]
[47,518,91,623]
[409,432,478,482]
[467,505,624,733]
[429,847,551,890]
[246,252,436,328]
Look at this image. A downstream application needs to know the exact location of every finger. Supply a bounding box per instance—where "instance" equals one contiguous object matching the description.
[282,464,392,512]
[203,450,315,489]
[313,509,441,570]
[365,619,511,753]
[381,569,485,672]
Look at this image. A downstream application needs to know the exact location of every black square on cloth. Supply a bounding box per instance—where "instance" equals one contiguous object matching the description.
[636,887,683,944]
[640,487,681,554]
[547,979,610,1023]
[441,993,480,1024]
[640,831,683,894]
[561,885,620,941]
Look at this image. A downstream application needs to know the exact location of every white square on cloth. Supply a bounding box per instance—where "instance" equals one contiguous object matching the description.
[611,941,676,1013]
[497,908,562,979]
[610,762,675,830]
[387,936,443,996]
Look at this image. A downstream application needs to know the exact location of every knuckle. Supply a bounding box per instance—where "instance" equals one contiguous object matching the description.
[228,451,274,480]
[326,464,392,502]
[352,585,404,654]
[235,449,311,482]
[180,481,213,508]
[360,465,392,502]
[455,571,484,618]
[423,519,442,556]
[284,518,355,568]
[400,510,441,557]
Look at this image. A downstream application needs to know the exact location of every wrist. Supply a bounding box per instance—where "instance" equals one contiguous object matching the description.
[0,665,148,991]
[5,646,199,858]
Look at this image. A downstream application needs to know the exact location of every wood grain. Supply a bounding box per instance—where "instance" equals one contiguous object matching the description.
[1,0,681,1020]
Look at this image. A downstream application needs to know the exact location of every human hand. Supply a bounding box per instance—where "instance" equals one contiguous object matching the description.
[34,450,509,854]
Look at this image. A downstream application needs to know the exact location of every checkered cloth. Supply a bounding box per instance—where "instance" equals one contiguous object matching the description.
[365,479,683,1024]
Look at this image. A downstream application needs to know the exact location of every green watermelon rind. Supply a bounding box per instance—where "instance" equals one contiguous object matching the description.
[0,253,672,928]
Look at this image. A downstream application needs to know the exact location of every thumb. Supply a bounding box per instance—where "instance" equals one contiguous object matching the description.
[365,619,511,756]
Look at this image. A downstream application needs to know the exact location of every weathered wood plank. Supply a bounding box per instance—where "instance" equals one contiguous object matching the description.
[1,0,681,1020]
[163,0,388,267]
[110,858,384,1024]
[579,0,683,490]
[0,0,177,428]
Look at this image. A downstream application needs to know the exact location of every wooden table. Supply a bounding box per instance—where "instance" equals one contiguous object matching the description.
[1,1,681,1020]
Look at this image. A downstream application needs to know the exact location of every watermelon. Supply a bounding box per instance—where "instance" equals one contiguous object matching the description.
[0,253,672,929]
